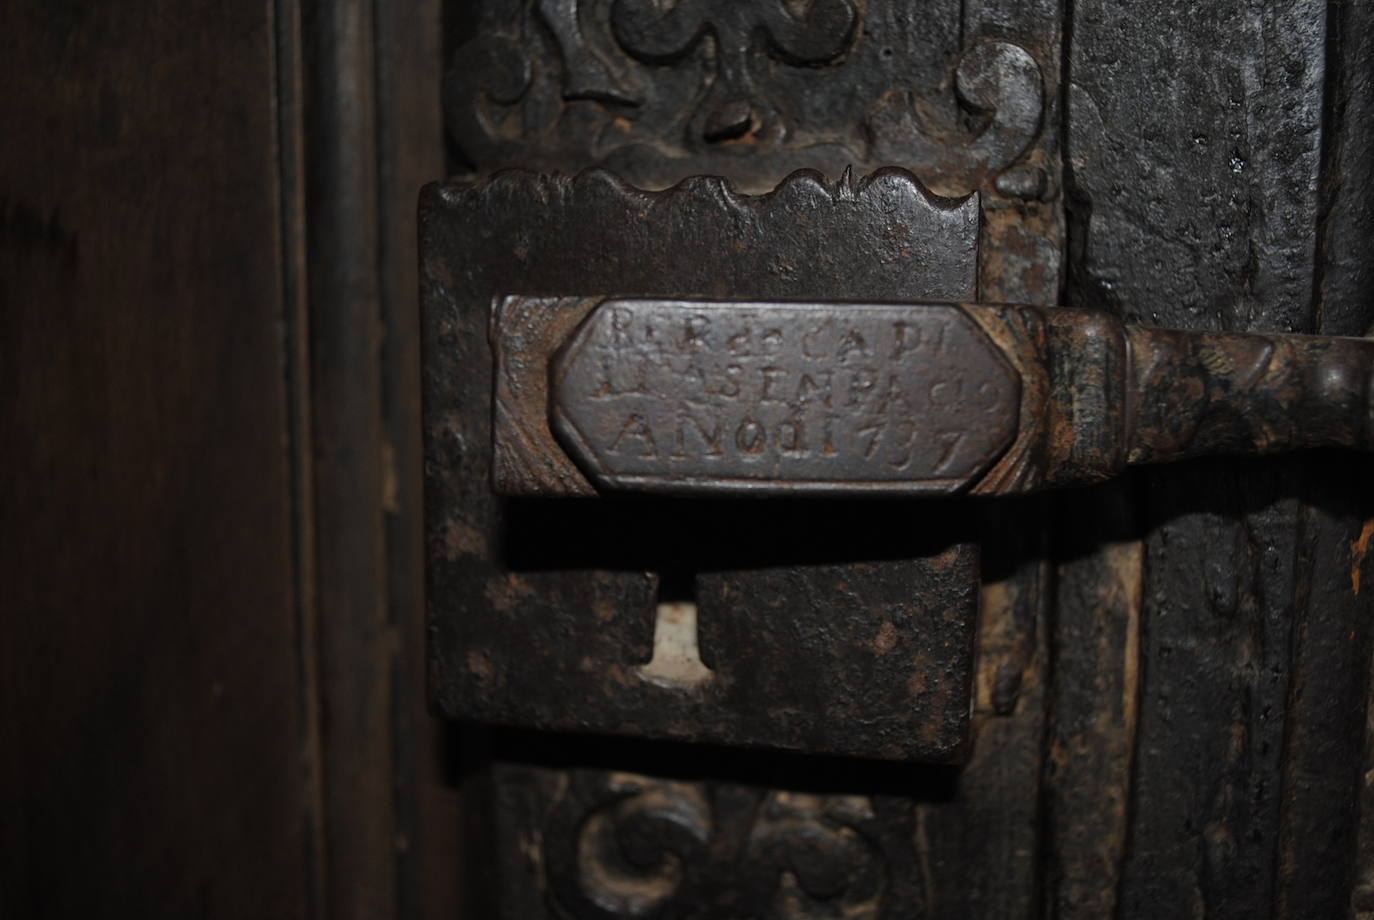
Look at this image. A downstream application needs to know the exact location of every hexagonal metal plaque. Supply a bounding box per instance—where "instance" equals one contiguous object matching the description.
[552,299,1020,495]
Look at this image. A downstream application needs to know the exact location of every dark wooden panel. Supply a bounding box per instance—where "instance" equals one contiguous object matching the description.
[0,1,310,915]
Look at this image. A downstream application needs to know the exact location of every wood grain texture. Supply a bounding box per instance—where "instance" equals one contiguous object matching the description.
[370,1,467,917]
[0,1,309,915]
[301,0,454,915]
[301,1,399,915]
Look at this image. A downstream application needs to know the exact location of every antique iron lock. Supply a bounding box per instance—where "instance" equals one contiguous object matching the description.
[423,1,1374,914]
[421,166,1372,762]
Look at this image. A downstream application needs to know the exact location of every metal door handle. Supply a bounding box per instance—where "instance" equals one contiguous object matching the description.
[492,296,1374,497]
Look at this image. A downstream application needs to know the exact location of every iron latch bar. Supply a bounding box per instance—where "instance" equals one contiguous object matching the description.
[493,296,1374,497]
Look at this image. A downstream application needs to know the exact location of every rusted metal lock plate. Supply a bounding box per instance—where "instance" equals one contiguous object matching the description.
[550,299,1020,495]
[421,168,982,761]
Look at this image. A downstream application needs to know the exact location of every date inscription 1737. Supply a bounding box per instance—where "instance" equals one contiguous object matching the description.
[551,299,1020,494]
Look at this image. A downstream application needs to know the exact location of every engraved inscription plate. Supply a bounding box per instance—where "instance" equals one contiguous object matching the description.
[551,299,1020,495]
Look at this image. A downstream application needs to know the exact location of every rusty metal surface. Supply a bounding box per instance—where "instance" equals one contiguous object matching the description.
[498,753,934,919]
[491,295,601,497]
[494,297,1374,498]
[445,1,1047,197]
[422,166,983,762]
[550,299,1020,495]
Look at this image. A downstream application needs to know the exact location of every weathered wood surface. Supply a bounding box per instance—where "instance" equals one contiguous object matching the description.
[1342,3,1374,916]
[1060,1,1374,917]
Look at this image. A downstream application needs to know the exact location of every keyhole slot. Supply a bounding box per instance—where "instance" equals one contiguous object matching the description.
[638,570,713,689]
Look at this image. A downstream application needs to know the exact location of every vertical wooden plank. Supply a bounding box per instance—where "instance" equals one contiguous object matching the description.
[1047,484,1142,919]
[301,0,456,915]
[275,0,328,914]
[300,0,395,915]
[927,515,1050,919]
[1065,0,1336,916]
[0,0,309,915]
[1276,459,1374,918]
[372,0,463,917]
